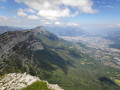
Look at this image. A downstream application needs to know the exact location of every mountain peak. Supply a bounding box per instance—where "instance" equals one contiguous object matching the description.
[35,26,44,29]
[32,26,48,35]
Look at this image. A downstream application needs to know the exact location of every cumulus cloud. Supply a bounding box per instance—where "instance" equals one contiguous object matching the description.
[24,8,35,13]
[17,8,27,17]
[43,22,51,25]
[0,16,20,23]
[0,15,22,27]
[15,0,97,20]
[55,21,62,25]
[67,23,79,26]
[27,15,39,20]
[0,16,8,21]
[38,8,70,18]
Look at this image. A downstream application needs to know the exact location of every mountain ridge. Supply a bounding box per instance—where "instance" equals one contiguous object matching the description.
[0,26,120,90]
[0,26,23,34]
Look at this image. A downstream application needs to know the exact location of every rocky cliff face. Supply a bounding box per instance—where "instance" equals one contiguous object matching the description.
[0,30,43,59]
[0,73,63,90]
[0,27,45,75]
[32,26,48,35]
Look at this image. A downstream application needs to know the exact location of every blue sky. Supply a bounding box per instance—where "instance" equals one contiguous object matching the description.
[0,0,120,29]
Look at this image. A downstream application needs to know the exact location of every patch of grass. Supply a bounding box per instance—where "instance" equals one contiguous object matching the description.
[22,81,50,90]
[115,79,120,86]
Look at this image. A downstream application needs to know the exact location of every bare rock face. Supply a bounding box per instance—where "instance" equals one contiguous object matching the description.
[32,26,48,35]
[27,39,44,51]
[0,73,40,90]
[0,73,63,90]
[0,30,44,60]
[0,28,44,74]
[46,82,64,90]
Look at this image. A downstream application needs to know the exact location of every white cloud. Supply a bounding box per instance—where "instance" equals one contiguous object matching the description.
[0,16,20,23]
[0,16,8,21]
[117,24,120,27]
[55,21,62,25]
[38,8,70,18]
[24,8,35,13]
[15,0,97,20]
[67,23,79,26]
[43,22,51,25]
[103,24,120,28]
[45,17,58,21]
[27,15,39,20]
[17,8,27,17]
[60,0,97,13]
[37,8,78,20]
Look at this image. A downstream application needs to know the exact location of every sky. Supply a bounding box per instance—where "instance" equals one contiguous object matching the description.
[0,0,120,29]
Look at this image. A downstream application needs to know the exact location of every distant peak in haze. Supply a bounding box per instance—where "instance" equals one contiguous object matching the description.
[35,26,44,28]
[0,26,23,34]
[0,26,23,30]
[34,26,46,30]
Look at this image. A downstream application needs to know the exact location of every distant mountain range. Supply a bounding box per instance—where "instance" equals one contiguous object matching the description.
[100,28,120,49]
[46,26,88,36]
[0,26,120,90]
[0,26,23,34]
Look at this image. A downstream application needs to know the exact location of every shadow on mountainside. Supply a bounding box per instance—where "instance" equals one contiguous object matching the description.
[34,48,72,74]
[12,39,72,75]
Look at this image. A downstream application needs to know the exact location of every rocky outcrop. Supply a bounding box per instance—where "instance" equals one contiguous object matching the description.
[0,30,44,60]
[0,29,44,73]
[32,26,48,35]
[0,73,63,90]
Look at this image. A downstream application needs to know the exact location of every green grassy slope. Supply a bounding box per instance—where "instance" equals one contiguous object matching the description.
[34,30,120,90]
[22,81,50,90]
